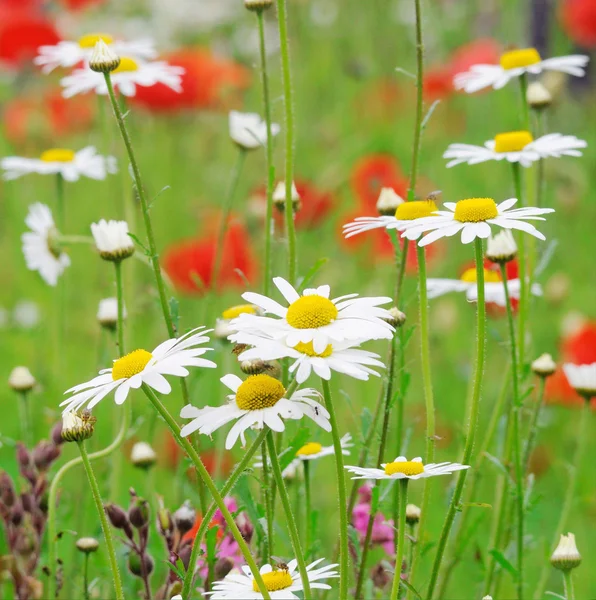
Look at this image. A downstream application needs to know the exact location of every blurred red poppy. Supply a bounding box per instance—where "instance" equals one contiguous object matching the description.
[423,66,454,101]
[59,0,106,10]
[0,13,60,66]
[450,38,501,76]
[561,0,596,47]
[351,154,408,212]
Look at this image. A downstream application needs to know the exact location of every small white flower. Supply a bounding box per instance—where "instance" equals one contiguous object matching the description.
[97,298,126,329]
[130,441,157,468]
[21,203,70,287]
[61,327,216,413]
[229,110,280,149]
[531,353,557,377]
[91,219,135,261]
[444,131,586,168]
[8,366,36,392]
[273,181,300,203]
[526,81,552,109]
[376,187,404,216]
[345,456,470,481]
[550,533,582,571]
[34,33,156,73]
[61,58,184,98]
[454,48,589,93]
[179,373,330,449]
[89,39,121,73]
[406,503,421,524]
[2,147,117,182]
[486,230,517,263]
[562,363,596,398]
[205,558,339,599]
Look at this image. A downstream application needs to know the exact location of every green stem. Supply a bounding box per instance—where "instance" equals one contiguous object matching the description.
[83,552,90,600]
[519,74,531,131]
[114,261,125,355]
[563,569,575,600]
[56,173,65,230]
[390,479,409,600]
[425,238,486,600]
[76,441,124,600]
[408,0,424,199]
[18,391,33,448]
[276,0,297,284]
[321,378,349,600]
[141,384,270,599]
[261,440,274,563]
[304,459,311,558]
[523,377,546,471]
[266,431,312,598]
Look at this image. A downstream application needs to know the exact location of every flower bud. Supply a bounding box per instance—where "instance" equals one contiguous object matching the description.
[97,297,126,331]
[486,230,517,264]
[531,353,556,378]
[105,503,130,530]
[0,472,16,507]
[244,0,273,11]
[8,366,36,392]
[376,187,404,216]
[11,501,24,526]
[173,500,196,535]
[91,220,135,262]
[76,537,100,554]
[130,442,157,470]
[51,422,64,446]
[405,503,421,525]
[550,533,581,571]
[157,501,174,536]
[526,81,552,110]
[273,181,301,213]
[61,410,95,443]
[33,441,61,471]
[16,443,31,469]
[129,492,150,529]
[128,553,154,577]
[384,307,406,328]
[89,40,121,73]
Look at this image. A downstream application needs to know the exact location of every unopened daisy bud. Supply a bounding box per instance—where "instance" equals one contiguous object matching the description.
[550,533,581,571]
[130,441,157,470]
[240,358,282,378]
[385,307,406,328]
[91,219,135,262]
[89,39,121,73]
[244,0,273,10]
[173,500,196,535]
[273,181,301,213]
[8,366,36,392]
[76,537,100,554]
[486,230,517,264]
[128,490,150,529]
[97,297,126,331]
[376,187,404,216]
[482,596,493,600]
[531,353,557,378]
[61,410,96,443]
[526,81,552,110]
[563,363,596,400]
[405,503,421,525]
[104,503,131,532]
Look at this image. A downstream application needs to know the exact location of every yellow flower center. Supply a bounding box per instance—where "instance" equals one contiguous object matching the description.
[494,130,534,153]
[235,374,286,411]
[384,461,424,476]
[453,198,498,223]
[460,267,502,284]
[286,295,338,329]
[395,200,438,221]
[499,48,541,70]
[40,148,75,163]
[112,349,153,381]
[296,442,323,456]
[78,33,114,48]
[252,570,293,593]
[293,341,333,357]
[112,57,139,73]
[222,304,257,320]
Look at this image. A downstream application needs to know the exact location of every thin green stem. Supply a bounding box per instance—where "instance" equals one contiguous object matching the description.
[76,441,124,600]
[276,0,297,284]
[390,479,409,600]
[266,431,312,598]
[523,377,546,470]
[18,391,32,448]
[563,569,575,600]
[56,173,65,231]
[114,261,125,354]
[519,75,531,131]
[261,440,274,563]
[425,238,486,600]
[83,553,90,600]
[321,378,349,600]
[304,459,311,558]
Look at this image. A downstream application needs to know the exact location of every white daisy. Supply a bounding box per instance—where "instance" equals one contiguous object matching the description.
[90,219,135,261]
[34,33,157,73]
[345,456,470,481]
[214,304,261,340]
[229,110,281,150]
[401,197,554,247]
[563,363,596,398]
[21,203,70,287]
[444,131,587,168]
[205,558,339,599]
[454,48,589,93]
[229,277,394,354]
[97,298,126,329]
[2,147,117,182]
[60,327,216,413]
[60,57,184,98]
[179,373,330,449]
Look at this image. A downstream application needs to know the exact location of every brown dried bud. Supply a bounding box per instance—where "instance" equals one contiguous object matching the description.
[11,501,24,526]
[173,500,196,536]
[16,443,31,469]
[51,422,64,446]
[33,441,61,471]
[215,557,235,580]
[129,493,150,529]
[105,503,130,530]
[0,472,16,507]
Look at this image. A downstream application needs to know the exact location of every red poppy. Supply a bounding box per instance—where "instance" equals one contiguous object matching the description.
[423,66,454,101]
[182,514,224,545]
[0,14,60,67]
[561,0,596,47]
[449,38,501,76]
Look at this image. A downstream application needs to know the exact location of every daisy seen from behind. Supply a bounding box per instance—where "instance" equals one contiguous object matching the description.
[345,456,470,481]
[179,373,330,449]
[91,219,135,262]
[563,363,596,399]
[229,110,281,150]
[454,47,589,93]
[61,327,216,413]
[1,147,117,182]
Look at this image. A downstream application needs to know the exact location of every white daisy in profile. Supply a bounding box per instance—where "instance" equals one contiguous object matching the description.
[205,558,339,599]
[21,203,70,286]
[563,363,596,399]
[229,110,281,150]
[34,33,156,73]
[1,147,117,182]
[229,277,394,353]
[60,327,216,413]
[91,219,135,262]
[401,197,554,247]
[214,304,261,340]
[236,335,384,383]
[444,130,587,168]
[454,47,589,93]
[179,373,330,449]
[345,456,470,481]
[61,57,184,98]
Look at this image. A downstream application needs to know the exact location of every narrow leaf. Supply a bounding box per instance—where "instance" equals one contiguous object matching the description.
[489,549,518,579]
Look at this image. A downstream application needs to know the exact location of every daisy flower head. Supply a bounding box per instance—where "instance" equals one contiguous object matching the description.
[444,130,587,168]
[229,110,281,150]
[60,327,216,414]
[345,456,470,481]
[97,298,126,330]
[214,303,261,340]
[563,363,596,399]
[34,33,156,74]
[229,277,395,353]
[454,47,589,93]
[205,558,339,599]
[90,219,135,262]
[1,146,117,182]
[179,373,330,449]
[61,57,184,98]
[295,433,353,461]
[21,203,70,286]
[401,197,554,247]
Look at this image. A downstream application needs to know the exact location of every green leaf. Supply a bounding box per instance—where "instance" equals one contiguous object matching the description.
[127,232,150,256]
[400,579,423,599]
[297,258,329,292]
[235,473,262,536]
[278,427,310,473]
[149,185,171,209]
[489,549,518,579]
[460,502,492,509]
[165,560,186,580]
[360,407,372,441]
[205,526,218,565]
[483,452,514,485]
[347,525,361,564]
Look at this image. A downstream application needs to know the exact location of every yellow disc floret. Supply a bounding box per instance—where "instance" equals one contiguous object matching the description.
[293,341,333,357]
[252,570,293,592]
[112,349,153,381]
[454,198,498,223]
[395,200,438,221]
[222,304,257,320]
[40,148,75,163]
[499,48,541,70]
[113,57,139,73]
[286,295,338,329]
[494,131,534,153]
[384,461,424,476]
[296,442,323,456]
[235,374,286,411]
[78,33,114,48]
[460,267,501,284]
